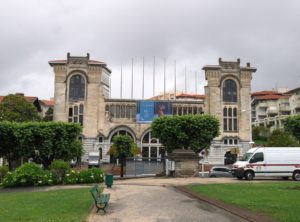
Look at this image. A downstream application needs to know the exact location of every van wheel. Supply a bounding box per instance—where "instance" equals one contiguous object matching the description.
[292,171,300,181]
[245,171,254,180]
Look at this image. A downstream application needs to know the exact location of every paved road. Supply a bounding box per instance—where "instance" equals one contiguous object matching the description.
[87,178,249,222]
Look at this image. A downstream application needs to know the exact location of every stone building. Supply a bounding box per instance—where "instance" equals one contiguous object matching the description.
[49,54,256,164]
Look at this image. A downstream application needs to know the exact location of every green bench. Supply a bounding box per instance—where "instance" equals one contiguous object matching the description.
[90,185,110,213]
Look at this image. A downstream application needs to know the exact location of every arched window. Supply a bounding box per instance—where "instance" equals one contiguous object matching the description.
[69,75,85,101]
[223,79,237,102]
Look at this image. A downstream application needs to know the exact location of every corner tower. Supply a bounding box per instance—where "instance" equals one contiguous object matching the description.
[49,53,111,139]
[203,58,256,162]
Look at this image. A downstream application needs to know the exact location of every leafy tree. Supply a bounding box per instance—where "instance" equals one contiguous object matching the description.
[0,121,83,169]
[43,107,53,122]
[284,115,300,141]
[151,115,220,154]
[0,121,20,170]
[15,122,83,169]
[0,94,41,122]
[108,135,139,178]
[252,126,270,146]
[266,129,299,147]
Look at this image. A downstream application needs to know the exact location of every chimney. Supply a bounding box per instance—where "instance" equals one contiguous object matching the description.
[247,62,250,67]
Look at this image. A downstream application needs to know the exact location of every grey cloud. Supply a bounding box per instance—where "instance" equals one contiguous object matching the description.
[0,0,300,99]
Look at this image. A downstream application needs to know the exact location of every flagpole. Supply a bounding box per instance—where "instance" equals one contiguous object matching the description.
[120,63,123,99]
[185,65,187,93]
[164,57,166,100]
[174,60,176,100]
[195,71,197,94]
[131,58,133,99]
[153,56,155,97]
[142,57,145,99]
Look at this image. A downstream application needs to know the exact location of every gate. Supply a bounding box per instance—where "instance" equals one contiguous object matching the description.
[125,157,165,177]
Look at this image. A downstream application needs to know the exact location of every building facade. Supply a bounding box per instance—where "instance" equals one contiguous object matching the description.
[251,87,300,130]
[49,54,256,164]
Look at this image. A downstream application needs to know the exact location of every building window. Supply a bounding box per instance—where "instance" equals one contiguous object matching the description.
[223,137,239,146]
[69,75,85,101]
[141,131,164,161]
[68,103,84,125]
[98,136,103,143]
[223,107,238,132]
[223,79,237,103]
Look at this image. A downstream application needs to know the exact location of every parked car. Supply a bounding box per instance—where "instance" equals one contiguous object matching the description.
[209,166,232,178]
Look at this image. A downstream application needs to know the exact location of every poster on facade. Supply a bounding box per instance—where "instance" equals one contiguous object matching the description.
[136,101,172,123]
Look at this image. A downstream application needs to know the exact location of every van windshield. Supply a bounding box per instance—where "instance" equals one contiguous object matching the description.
[89,156,99,161]
[240,152,253,161]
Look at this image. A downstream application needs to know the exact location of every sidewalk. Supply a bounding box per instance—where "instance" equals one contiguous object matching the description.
[87,177,280,222]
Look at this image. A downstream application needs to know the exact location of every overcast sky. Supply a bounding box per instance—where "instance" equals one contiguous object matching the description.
[1,0,300,100]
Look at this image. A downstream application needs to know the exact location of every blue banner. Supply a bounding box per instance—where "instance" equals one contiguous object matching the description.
[136,101,172,123]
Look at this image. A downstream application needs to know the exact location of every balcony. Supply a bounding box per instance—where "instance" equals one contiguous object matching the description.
[258,102,268,108]
[279,106,291,111]
[267,107,278,114]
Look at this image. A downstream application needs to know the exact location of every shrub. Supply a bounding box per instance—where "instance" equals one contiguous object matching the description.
[90,168,105,183]
[63,170,79,184]
[78,168,104,184]
[266,129,300,147]
[35,170,53,186]
[0,165,9,183]
[2,163,45,187]
[49,160,70,184]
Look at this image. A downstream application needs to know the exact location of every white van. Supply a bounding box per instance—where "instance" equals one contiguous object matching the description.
[232,147,300,181]
[88,151,100,168]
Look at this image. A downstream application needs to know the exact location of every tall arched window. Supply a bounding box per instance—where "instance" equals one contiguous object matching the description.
[223,79,237,102]
[69,75,85,101]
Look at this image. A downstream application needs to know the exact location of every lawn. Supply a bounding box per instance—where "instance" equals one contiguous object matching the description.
[189,182,300,222]
[0,188,93,222]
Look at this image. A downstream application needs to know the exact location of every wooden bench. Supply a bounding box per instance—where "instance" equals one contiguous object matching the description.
[90,185,110,213]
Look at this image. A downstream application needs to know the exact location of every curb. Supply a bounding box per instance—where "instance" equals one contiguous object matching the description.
[175,186,278,222]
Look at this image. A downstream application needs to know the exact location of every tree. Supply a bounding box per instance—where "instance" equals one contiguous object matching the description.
[0,121,83,169]
[108,135,139,178]
[266,129,299,147]
[151,115,220,154]
[252,126,270,146]
[0,122,20,170]
[284,115,300,142]
[0,94,41,122]
[43,107,53,121]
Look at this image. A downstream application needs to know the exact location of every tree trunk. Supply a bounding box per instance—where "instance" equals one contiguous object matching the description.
[120,156,124,178]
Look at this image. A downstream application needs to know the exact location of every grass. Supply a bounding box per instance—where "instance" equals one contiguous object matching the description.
[189,182,300,222]
[0,188,93,222]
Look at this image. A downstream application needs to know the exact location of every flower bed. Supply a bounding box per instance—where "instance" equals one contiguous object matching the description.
[1,162,104,188]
